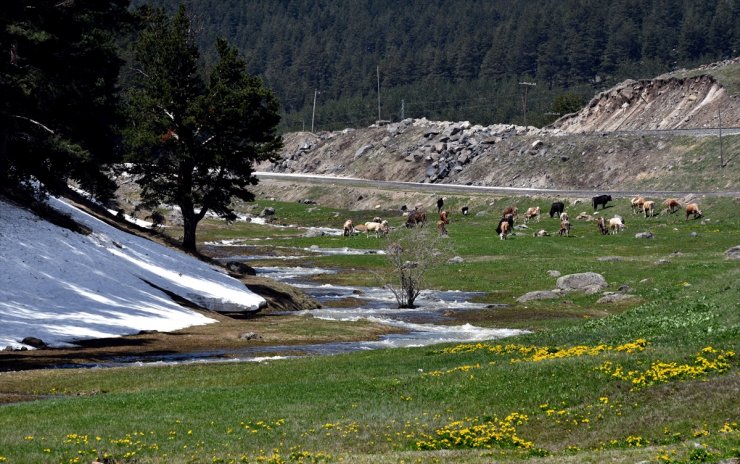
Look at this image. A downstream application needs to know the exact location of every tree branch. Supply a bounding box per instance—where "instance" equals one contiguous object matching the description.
[11,115,55,135]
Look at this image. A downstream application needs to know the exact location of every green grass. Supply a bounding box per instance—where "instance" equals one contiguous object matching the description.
[1,194,738,463]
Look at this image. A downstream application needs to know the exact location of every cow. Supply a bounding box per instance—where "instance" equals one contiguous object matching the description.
[685,203,703,219]
[596,216,608,235]
[549,201,565,218]
[643,200,655,218]
[461,206,469,216]
[502,206,518,218]
[365,220,390,237]
[405,210,427,227]
[342,219,354,237]
[631,196,646,214]
[558,219,571,236]
[608,216,625,234]
[559,212,569,222]
[437,197,446,213]
[437,210,450,235]
[524,206,541,223]
[496,214,514,238]
[592,194,612,210]
[533,229,550,237]
[663,198,681,214]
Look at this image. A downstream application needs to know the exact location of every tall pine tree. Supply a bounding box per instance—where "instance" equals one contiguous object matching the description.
[125,6,282,252]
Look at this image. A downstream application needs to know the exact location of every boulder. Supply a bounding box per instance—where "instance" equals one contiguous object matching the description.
[725,245,740,260]
[21,337,47,349]
[556,272,608,294]
[635,232,654,239]
[226,261,257,276]
[516,290,559,303]
[260,207,275,217]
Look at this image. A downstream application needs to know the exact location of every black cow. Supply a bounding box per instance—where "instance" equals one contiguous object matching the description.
[495,214,514,235]
[437,197,445,213]
[461,206,469,215]
[549,201,565,218]
[592,194,612,210]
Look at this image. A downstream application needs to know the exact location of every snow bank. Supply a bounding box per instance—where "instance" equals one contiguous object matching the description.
[0,197,266,350]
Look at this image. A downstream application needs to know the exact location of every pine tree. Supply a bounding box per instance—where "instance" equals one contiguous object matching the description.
[125,6,282,252]
[1,0,129,198]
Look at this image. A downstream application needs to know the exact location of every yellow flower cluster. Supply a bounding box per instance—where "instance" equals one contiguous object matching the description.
[422,363,481,377]
[415,413,533,451]
[439,339,648,363]
[241,419,285,433]
[597,346,734,390]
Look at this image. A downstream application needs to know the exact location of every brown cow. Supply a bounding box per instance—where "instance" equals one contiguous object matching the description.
[502,206,518,218]
[437,210,450,235]
[685,203,703,219]
[558,219,571,236]
[643,200,655,218]
[663,198,681,214]
[405,210,427,227]
[524,206,541,223]
[631,196,645,214]
[596,216,608,235]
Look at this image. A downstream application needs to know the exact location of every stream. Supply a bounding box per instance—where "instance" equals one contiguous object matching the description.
[58,245,525,369]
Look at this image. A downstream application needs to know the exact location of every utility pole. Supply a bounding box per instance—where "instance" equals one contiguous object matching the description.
[377,66,381,122]
[311,89,317,133]
[519,81,536,127]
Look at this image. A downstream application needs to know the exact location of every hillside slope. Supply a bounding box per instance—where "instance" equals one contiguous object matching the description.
[259,60,739,193]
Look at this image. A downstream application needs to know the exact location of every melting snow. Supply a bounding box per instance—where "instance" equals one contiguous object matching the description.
[0,197,265,350]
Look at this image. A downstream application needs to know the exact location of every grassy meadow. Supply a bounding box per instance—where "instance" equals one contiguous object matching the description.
[0,192,738,463]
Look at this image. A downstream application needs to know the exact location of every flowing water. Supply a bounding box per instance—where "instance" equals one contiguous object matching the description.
[57,245,525,369]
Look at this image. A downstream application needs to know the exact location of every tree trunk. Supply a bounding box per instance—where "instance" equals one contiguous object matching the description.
[180,200,198,252]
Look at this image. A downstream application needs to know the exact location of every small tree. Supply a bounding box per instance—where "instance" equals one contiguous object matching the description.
[383,227,452,309]
[125,6,282,251]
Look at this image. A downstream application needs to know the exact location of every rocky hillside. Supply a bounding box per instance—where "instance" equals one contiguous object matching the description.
[259,59,739,193]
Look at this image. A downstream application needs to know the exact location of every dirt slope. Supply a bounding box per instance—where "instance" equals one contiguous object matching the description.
[259,59,739,194]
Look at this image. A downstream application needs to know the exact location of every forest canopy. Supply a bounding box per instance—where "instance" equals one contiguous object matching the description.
[132,0,739,130]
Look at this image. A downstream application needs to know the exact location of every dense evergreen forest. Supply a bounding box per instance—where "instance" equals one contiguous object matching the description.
[131,1,737,130]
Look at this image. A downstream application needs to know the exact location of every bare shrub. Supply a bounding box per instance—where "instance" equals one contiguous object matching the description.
[383,227,452,308]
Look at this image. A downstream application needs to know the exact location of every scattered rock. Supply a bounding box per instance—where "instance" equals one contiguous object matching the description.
[689,231,699,237]
[597,256,622,262]
[516,290,560,303]
[226,261,257,276]
[260,207,276,217]
[21,337,47,349]
[655,258,671,265]
[597,293,637,304]
[303,229,325,238]
[556,272,608,294]
[547,270,561,278]
[635,232,654,239]
[725,245,740,260]
[447,256,465,264]
[239,332,262,341]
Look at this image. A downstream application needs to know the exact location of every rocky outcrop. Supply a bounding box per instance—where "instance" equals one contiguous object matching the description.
[556,272,608,294]
[516,290,560,303]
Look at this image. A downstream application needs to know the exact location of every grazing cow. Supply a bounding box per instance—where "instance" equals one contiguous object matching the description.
[533,229,550,237]
[631,196,646,214]
[608,216,625,234]
[592,194,612,210]
[372,216,383,223]
[405,210,427,227]
[685,203,703,219]
[596,216,608,235]
[559,211,569,222]
[496,214,514,238]
[353,223,368,235]
[342,219,354,237]
[461,206,469,215]
[663,198,681,214]
[558,219,571,236]
[524,206,541,223]
[437,197,446,213]
[643,200,655,218]
[436,210,450,236]
[365,220,390,237]
[549,201,565,218]
[502,206,518,218]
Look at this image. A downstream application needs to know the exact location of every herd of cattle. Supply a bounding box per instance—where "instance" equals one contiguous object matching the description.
[341,195,703,240]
